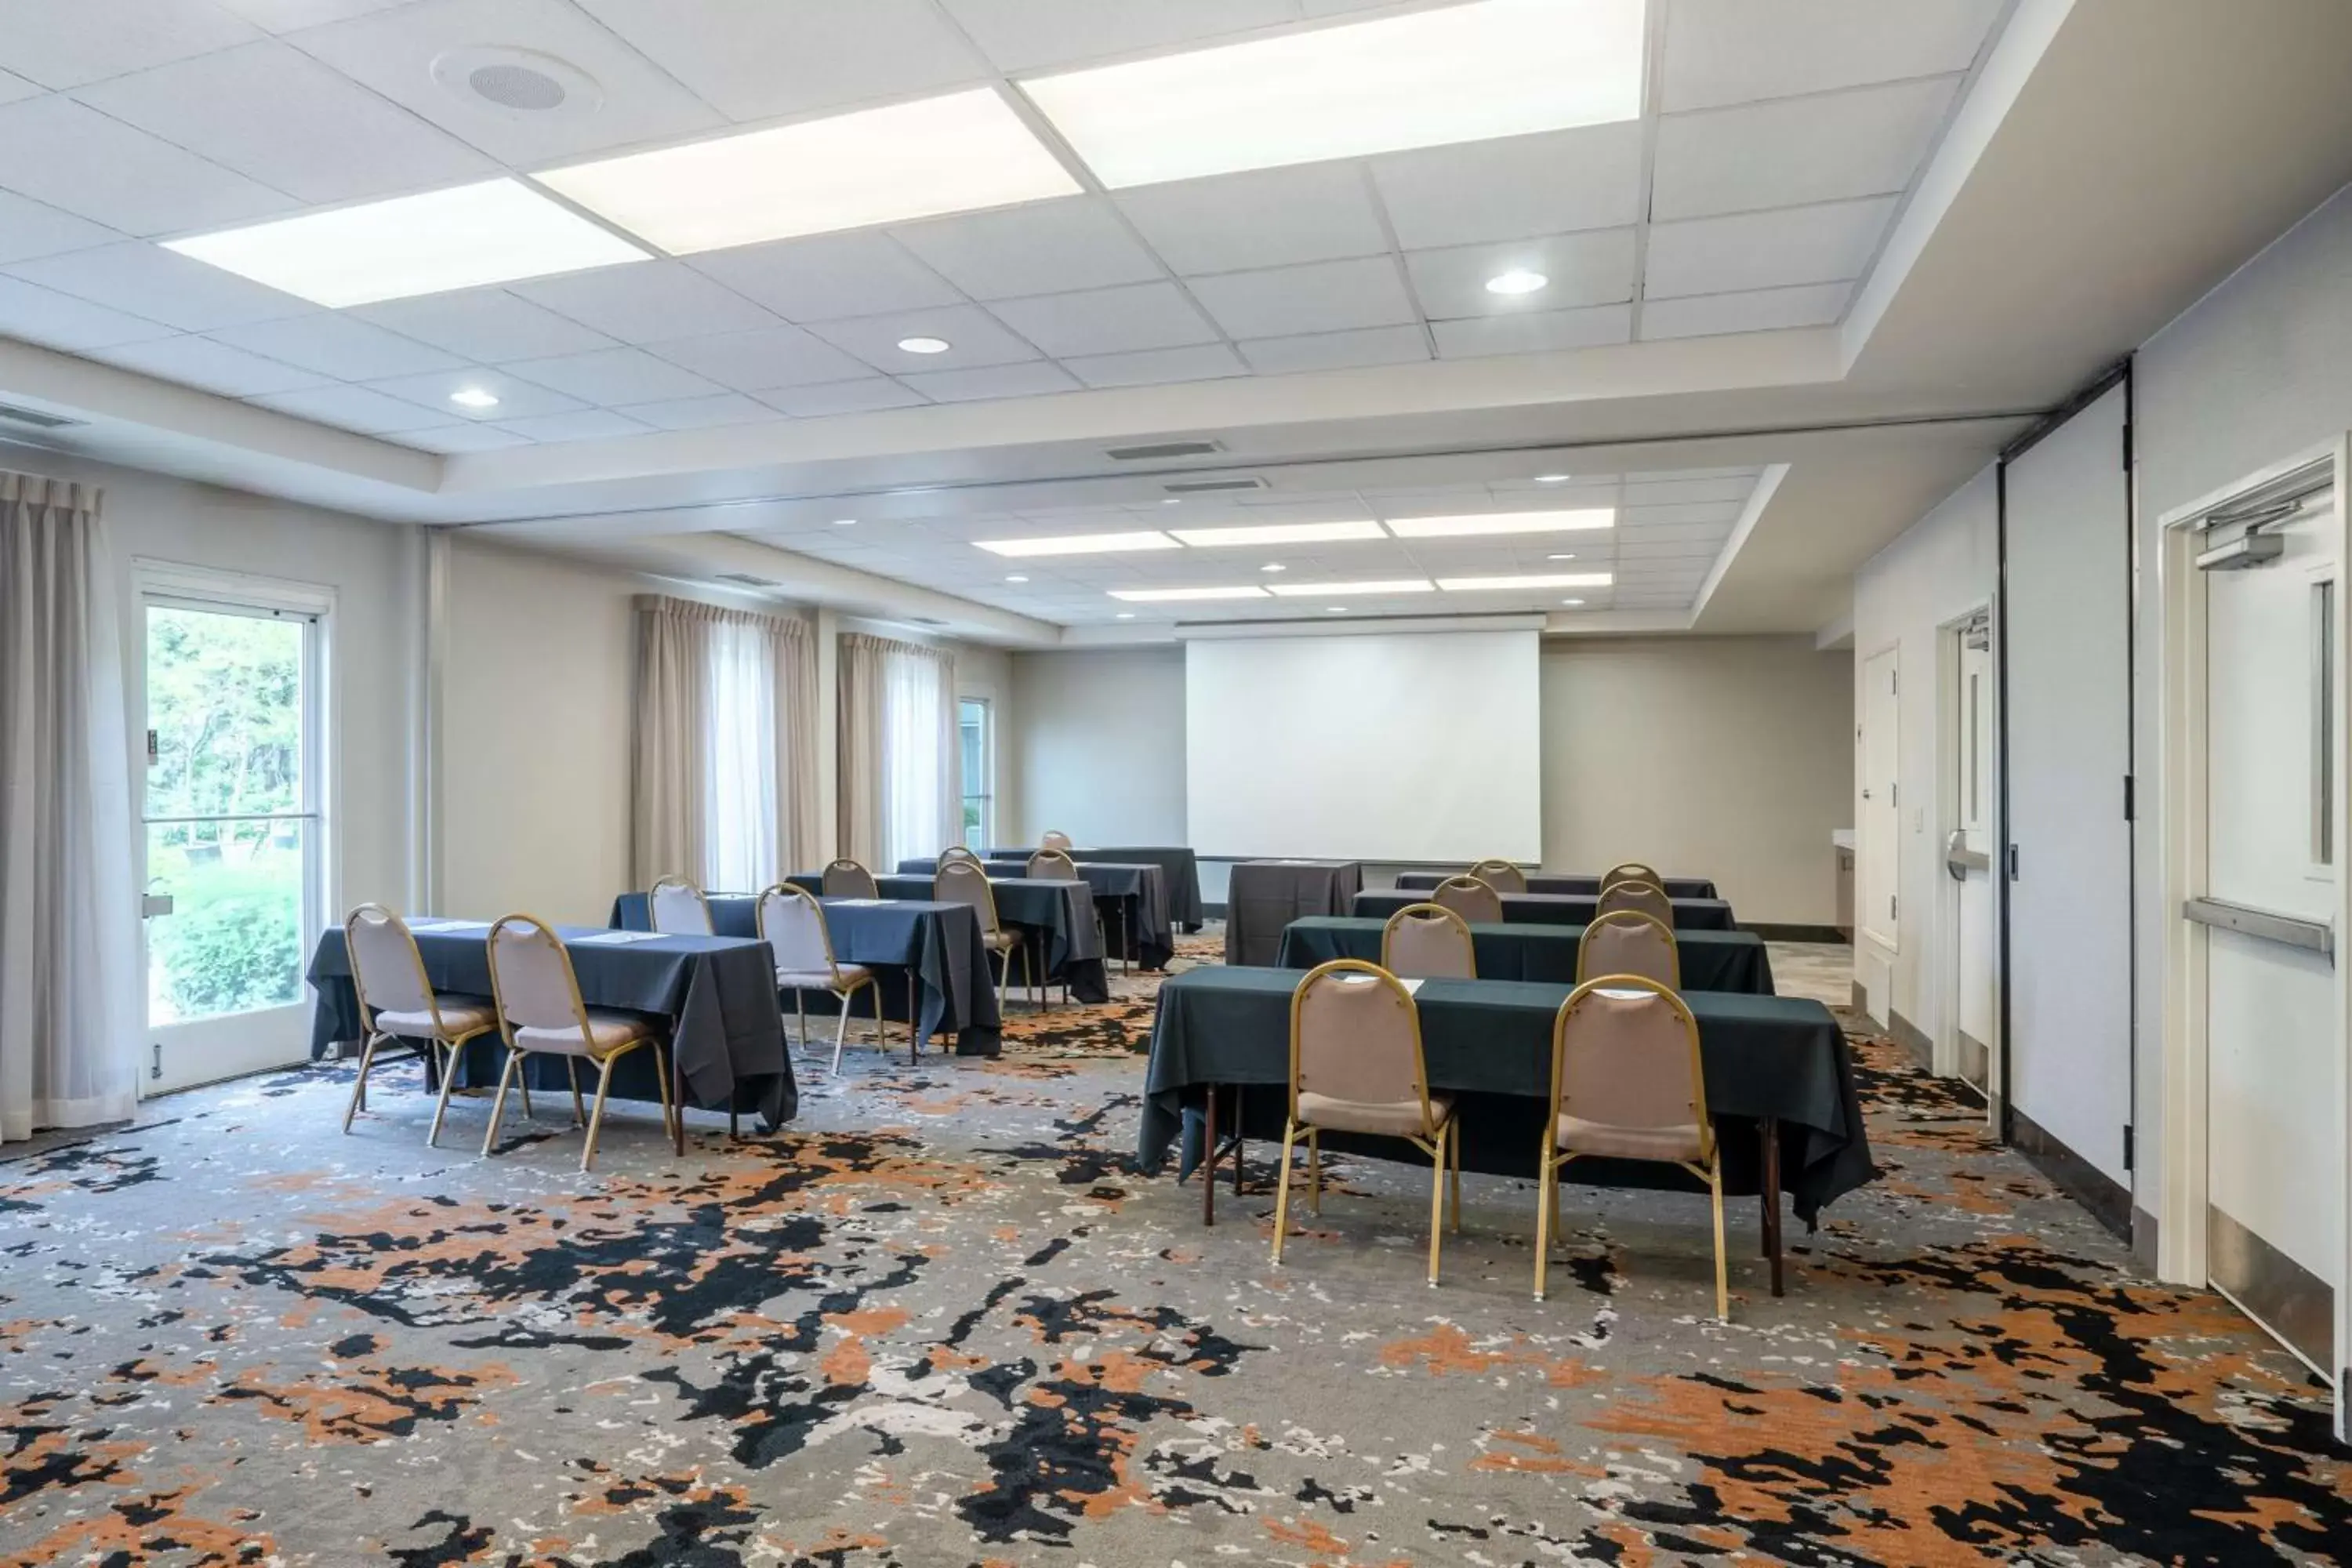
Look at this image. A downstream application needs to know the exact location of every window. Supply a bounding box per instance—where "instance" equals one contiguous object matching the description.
[702,616,780,893]
[960,698,992,849]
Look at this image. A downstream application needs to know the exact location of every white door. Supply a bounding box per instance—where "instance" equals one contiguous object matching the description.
[1951,614,1998,1098]
[2198,466,2342,1381]
[138,593,322,1093]
[1861,648,1900,950]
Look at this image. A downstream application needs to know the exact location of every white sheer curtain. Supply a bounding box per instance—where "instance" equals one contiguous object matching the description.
[1,472,139,1142]
[838,633,959,869]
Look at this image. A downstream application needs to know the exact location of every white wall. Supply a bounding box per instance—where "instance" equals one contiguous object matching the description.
[1010,648,1187,847]
[953,640,1016,844]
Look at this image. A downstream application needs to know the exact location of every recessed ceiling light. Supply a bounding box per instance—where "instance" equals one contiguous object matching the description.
[898,336,952,355]
[1386,509,1616,539]
[1264,579,1433,597]
[1546,553,1578,561]
[448,387,501,410]
[1485,269,1548,296]
[1534,473,1572,484]
[539,89,1078,254]
[1261,563,1287,573]
[1005,574,1029,583]
[978,531,1179,558]
[833,517,858,526]
[1168,520,1385,547]
[1437,572,1615,591]
[1561,597,1587,607]
[1326,606,1348,613]
[1107,586,1271,602]
[1023,0,1644,187]
[1116,612,1137,619]
[1161,497,1182,506]
[164,179,649,308]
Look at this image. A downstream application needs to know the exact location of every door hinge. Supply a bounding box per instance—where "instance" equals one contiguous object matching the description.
[2122,422,2135,472]
[2122,1123,2135,1171]
[150,1041,162,1081]
[2008,844,2020,880]
[1891,782,1900,808]
[1889,895,1899,920]
[2123,773,2135,822]
[1890,670,1899,695]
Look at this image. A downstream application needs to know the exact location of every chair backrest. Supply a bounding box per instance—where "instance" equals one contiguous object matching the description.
[1040,829,1073,851]
[938,844,982,869]
[1577,909,1679,988]
[487,914,592,1042]
[346,903,437,1023]
[648,874,713,935]
[1597,879,1674,924]
[1381,902,1476,980]
[757,882,838,978]
[934,857,1002,935]
[822,858,879,898]
[1467,858,1526,894]
[1029,848,1080,880]
[1550,975,1710,1159]
[1599,861,1663,895]
[1290,960,1436,1133]
[1430,874,1504,924]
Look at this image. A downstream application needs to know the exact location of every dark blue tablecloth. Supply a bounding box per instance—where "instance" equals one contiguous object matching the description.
[1353,888,1737,931]
[1394,869,1721,900]
[832,873,1109,1004]
[985,845,1203,929]
[906,857,1173,969]
[1275,916,1774,995]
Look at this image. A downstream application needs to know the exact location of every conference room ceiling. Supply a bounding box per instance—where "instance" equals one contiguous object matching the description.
[5,0,2352,643]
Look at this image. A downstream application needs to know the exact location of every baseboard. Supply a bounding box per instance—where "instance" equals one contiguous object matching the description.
[1746,923,1848,942]
[2130,1207,2161,1276]
[2209,1203,2335,1374]
[1887,1008,1934,1071]
[1957,1029,1990,1088]
[1849,981,1879,1029]
[2009,1106,2132,1240]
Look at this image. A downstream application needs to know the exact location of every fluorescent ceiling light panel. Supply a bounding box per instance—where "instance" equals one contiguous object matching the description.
[1167,520,1388,547]
[1023,0,1646,189]
[975,531,1178,557]
[1108,586,1271,602]
[1438,572,1615,590]
[164,180,650,308]
[1386,508,1617,539]
[542,89,1080,254]
[1263,578,1433,597]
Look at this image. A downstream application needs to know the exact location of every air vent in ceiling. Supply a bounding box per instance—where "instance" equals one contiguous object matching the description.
[1163,477,1265,495]
[470,62,568,111]
[0,401,83,430]
[714,572,779,588]
[1105,440,1222,462]
[907,615,949,627]
[431,47,602,120]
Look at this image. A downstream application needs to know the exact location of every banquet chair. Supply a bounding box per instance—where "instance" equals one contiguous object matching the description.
[341,903,499,1147]
[648,874,713,935]
[938,844,983,869]
[1431,873,1504,925]
[1576,910,1680,989]
[1468,858,1527,894]
[1597,879,1675,924]
[1599,862,1664,895]
[1041,829,1074,851]
[485,913,677,1171]
[1272,960,1460,1284]
[1028,847,1099,1000]
[1381,902,1476,980]
[821,858,879,898]
[1537,975,1726,1319]
[935,858,1030,1013]
[757,883,886,1071]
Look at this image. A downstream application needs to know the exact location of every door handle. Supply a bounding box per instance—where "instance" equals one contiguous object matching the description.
[1944,830,1989,882]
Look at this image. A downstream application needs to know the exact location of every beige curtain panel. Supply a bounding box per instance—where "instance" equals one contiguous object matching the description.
[837,633,960,869]
[1,473,140,1142]
[629,595,819,890]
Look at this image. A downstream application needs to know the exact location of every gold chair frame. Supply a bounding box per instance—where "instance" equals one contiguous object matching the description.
[484,913,679,1172]
[757,883,884,1074]
[1430,873,1505,924]
[342,902,500,1147]
[1574,909,1681,989]
[1380,902,1477,979]
[936,860,1033,1012]
[1599,862,1664,895]
[648,873,715,934]
[821,858,879,898]
[938,844,983,869]
[1467,858,1527,894]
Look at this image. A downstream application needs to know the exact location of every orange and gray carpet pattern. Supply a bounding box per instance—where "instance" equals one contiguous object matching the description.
[2,937,2346,1565]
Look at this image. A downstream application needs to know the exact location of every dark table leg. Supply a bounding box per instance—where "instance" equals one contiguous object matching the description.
[1201,1083,1219,1227]
[1761,1115,1784,1297]
[1230,1085,1245,1196]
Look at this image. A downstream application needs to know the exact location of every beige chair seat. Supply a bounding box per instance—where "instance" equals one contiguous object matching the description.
[777,962,871,991]
[1558,1113,1704,1163]
[514,1009,652,1058]
[1300,1091,1452,1139]
[372,998,496,1038]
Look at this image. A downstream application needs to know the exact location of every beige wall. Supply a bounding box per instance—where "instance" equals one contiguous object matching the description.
[1009,648,1186,848]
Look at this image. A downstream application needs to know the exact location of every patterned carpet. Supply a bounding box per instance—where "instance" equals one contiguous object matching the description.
[2,937,2346,1566]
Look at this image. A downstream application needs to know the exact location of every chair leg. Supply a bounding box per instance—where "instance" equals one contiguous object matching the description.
[1448,1120,1462,1234]
[1306,1130,1322,1215]
[1534,1149,1555,1301]
[653,1042,679,1155]
[794,991,808,1053]
[566,1057,586,1127]
[1271,1120,1298,1265]
[1425,1136,1446,1287]
[343,1036,379,1133]
[517,1066,534,1123]
[581,1058,615,1172]
[426,1040,463,1149]
[832,989,851,1076]
[1709,1156,1729,1323]
[481,1049,522,1157]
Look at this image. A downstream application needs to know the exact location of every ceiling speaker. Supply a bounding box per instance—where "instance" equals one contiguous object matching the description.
[432,47,603,120]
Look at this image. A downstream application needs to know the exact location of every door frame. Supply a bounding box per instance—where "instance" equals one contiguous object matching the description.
[1859,641,1901,957]
[1936,602,1998,1096]
[2155,435,2350,1436]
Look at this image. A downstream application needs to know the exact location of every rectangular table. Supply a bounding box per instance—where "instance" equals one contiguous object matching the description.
[793,873,1110,1004]
[1275,916,1775,996]
[1395,869,1720,901]
[902,857,1174,969]
[1138,967,1874,1294]
[1226,859,1363,966]
[613,891,1003,1054]
[985,846,1204,931]
[1353,887,1737,931]
[308,920,796,1129]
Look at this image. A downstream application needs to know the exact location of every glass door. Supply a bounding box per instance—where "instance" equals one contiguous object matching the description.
[140,595,321,1094]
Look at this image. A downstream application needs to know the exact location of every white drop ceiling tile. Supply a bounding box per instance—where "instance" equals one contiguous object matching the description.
[1614,518,1737,543]
[0,274,172,350]
[1639,281,1851,341]
[0,0,262,89]
[808,304,1044,373]
[1371,121,1646,249]
[896,361,1080,404]
[365,366,588,420]
[89,333,328,396]
[212,0,414,29]
[1617,539,1724,559]
[573,0,985,122]
[487,408,653,444]
[1063,343,1247,389]
[289,0,724,165]
[73,42,495,207]
[1186,256,1416,340]
[8,241,310,332]
[753,378,929,418]
[985,282,1217,358]
[1115,163,1388,276]
[893,198,1161,301]
[1404,229,1636,319]
[0,191,124,267]
[209,312,464,378]
[1624,479,1758,505]
[393,421,535,452]
[937,0,1298,72]
[1645,198,1896,299]
[1664,0,2003,112]
[0,96,296,236]
[1653,77,1958,223]
[510,263,781,344]
[250,383,449,433]
[503,346,724,406]
[349,289,621,361]
[644,325,874,392]
[1430,303,1631,358]
[688,232,964,325]
[1236,324,1428,376]
[616,392,785,432]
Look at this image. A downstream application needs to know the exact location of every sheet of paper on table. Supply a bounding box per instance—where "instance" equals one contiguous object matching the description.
[826,898,888,906]
[572,930,662,946]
